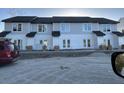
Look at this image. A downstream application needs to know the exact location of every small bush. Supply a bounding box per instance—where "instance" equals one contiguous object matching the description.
[107,45,112,50]
[99,45,107,50]
[54,45,60,51]
[99,44,112,50]
[42,45,47,50]
[26,46,33,50]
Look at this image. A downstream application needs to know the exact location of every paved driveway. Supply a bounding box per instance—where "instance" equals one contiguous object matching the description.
[0,53,124,84]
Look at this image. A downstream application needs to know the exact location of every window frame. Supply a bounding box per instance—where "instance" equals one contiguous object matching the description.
[82,23,92,31]
[88,39,91,47]
[12,23,23,32]
[67,40,70,48]
[60,23,70,33]
[101,24,111,32]
[63,40,66,48]
[37,24,47,32]
[83,39,86,47]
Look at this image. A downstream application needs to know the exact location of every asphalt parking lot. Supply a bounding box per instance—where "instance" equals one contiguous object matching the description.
[0,52,124,84]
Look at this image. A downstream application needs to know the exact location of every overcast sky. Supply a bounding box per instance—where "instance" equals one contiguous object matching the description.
[0,8,124,31]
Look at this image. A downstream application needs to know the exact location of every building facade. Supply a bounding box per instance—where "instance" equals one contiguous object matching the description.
[0,16,123,50]
[117,18,124,47]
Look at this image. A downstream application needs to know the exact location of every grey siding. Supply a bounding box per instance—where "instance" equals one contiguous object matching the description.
[31,24,52,35]
[53,23,99,34]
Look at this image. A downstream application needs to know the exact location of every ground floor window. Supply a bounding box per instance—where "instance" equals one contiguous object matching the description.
[67,40,70,48]
[83,39,91,48]
[63,40,66,48]
[88,39,91,47]
[63,39,70,48]
[83,39,86,47]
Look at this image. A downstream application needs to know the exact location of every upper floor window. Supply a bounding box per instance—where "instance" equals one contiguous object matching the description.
[106,24,111,32]
[13,23,22,31]
[82,23,92,31]
[38,24,47,32]
[60,23,70,32]
[101,24,111,32]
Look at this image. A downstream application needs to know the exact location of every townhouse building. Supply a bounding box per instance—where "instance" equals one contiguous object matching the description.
[0,16,123,50]
[117,18,124,47]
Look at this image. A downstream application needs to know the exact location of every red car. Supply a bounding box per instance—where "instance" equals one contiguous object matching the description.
[0,38,20,64]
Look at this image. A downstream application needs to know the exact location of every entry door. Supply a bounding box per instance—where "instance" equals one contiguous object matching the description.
[108,40,111,46]
[14,40,22,50]
[43,40,48,48]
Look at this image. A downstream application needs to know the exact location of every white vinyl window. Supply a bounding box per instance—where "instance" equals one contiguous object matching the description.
[88,39,91,47]
[101,24,111,32]
[67,40,70,48]
[83,39,86,47]
[83,39,91,48]
[83,23,92,31]
[38,24,47,32]
[13,23,22,31]
[63,39,70,48]
[63,40,66,48]
[60,23,70,32]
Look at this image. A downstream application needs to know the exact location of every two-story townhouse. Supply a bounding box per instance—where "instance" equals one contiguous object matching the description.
[117,18,124,47]
[1,16,53,50]
[52,17,119,49]
[0,16,120,50]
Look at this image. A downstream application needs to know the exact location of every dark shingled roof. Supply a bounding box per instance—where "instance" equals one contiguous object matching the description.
[2,16,119,24]
[93,31,105,36]
[2,16,37,23]
[52,17,119,24]
[26,32,37,38]
[112,31,124,36]
[0,31,11,37]
[31,17,52,24]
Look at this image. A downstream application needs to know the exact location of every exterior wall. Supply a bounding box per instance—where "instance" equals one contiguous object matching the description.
[34,34,52,50]
[31,24,52,34]
[5,23,12,31]
[99,24,117,32]
[3,21,120,50]
[5,22,31,33]
[119,37,124,47]
[6,33,26,50]
[117,18,124,48]
[97,33,119,49]
[104,33,119,48]
[53,33,97,49]
[117,18,124,32]
[5,23,52,50]
[53,23,99,33]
